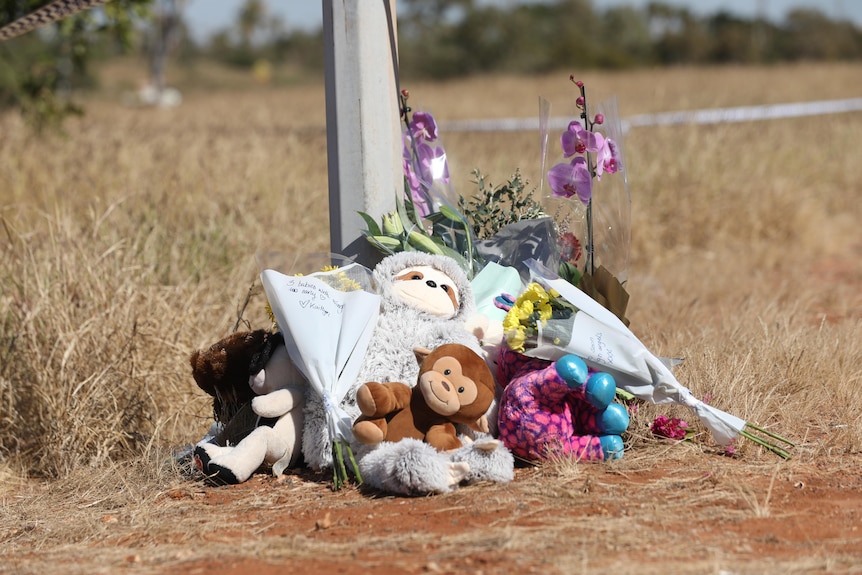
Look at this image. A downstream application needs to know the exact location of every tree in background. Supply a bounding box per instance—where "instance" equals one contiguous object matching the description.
[396,0,861,79]
[146,0,183,97]
[0,0,860,122]
[202,0,328,81]
[598,6,654,68]
[779,8,862,60]
[206,0,282,70]
[0,0,153,131]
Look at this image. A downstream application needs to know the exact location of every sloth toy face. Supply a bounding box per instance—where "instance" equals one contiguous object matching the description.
[391,265,461,319]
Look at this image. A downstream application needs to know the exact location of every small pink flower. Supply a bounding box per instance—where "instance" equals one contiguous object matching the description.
[651,415,689,441]
[557,232,582,265]
[724,439,737,456]
[595,137,620,180]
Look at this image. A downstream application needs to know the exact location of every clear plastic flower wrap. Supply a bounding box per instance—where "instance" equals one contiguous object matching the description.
[360,94,483,279]
[539,83,631,322]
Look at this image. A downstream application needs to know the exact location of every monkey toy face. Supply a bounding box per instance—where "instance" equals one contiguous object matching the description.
[414,344,495,424]
[392,265,460,319]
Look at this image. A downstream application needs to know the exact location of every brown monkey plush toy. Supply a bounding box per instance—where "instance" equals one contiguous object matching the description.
[352,343,496,452]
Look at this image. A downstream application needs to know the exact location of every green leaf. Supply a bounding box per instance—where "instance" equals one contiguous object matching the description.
[439,203,467,223]
[407,230,444,254]
[358,211,381,236]
[397,180,423,229]
[367,235,402,253]
[559,262,582,286]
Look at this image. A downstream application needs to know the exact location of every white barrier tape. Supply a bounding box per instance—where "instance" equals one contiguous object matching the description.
[439,97,862,134]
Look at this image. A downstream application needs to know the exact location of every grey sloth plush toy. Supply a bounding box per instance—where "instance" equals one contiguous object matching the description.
[300,251,513,493]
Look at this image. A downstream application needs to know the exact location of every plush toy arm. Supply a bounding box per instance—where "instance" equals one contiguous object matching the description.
[252,388,303,418]
[356,381,412,418]
[464,312,504,348]
[465,414,490,434]
[425,422,462,452]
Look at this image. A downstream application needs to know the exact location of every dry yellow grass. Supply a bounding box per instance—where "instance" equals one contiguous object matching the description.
[1,61,861,573]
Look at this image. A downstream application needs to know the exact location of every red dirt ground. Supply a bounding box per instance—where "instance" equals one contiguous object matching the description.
[144,449,862,575]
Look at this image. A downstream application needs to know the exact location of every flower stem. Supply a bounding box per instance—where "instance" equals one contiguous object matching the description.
[586,199,594,275]
[347,445,363,484]
[739,428,792,460]
[332,441,348,490]
[745,422,796,446]
[579,82,596,276]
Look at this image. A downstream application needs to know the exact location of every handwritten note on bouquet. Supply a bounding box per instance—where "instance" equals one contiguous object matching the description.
[259,268,381,416]
[286,278,346,317]
[571,312,643,374]
[260,271,356,337]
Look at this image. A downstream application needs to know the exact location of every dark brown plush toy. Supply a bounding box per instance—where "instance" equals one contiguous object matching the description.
[189,329,283,425]
[352,343,496,452]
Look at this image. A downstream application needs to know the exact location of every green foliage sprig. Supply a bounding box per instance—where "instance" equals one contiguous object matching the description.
[0,0,153,132]
[458,169,545,240]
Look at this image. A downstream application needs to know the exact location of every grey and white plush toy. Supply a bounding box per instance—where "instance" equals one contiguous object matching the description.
[359,436,514,496]
[302,251,482,469]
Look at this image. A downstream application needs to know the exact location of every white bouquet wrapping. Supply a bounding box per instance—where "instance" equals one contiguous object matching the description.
[260,261,381,487]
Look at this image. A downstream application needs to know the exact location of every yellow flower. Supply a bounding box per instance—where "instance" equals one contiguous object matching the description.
[502,308,522,332]
[516,299,534,320]
[503,282,574,353]
[508,283,553,323]
[265,302,278,330]
[537,301,552,322]
[506,325,526,352]
[333,273,362,292]
[522,283,548,304]
[317,266,362,292]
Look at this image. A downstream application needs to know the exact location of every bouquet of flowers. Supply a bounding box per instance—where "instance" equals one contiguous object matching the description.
[361,90,483,278]
[259,254,382,488]
[501,260,793,458]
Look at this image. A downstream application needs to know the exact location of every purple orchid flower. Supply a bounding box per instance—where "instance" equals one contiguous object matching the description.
[548,156,592,204]
[409,111,438,142]
[403,156,430,218]
[561,121,605,157]
[402,141,449,219]
[417,142,449,184]
[595,137,620,180]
